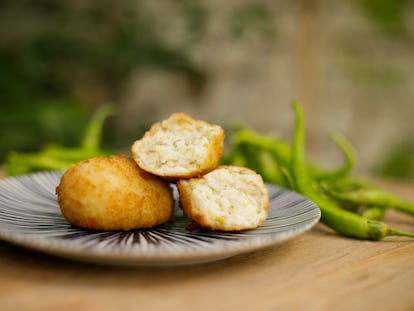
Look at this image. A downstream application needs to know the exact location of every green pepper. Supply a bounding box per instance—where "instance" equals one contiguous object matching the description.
[310,132,356,182]
[327,187,414,217]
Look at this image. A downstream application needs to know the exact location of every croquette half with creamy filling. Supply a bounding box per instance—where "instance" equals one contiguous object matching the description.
[177,165,269,231]
[131,112,224,180]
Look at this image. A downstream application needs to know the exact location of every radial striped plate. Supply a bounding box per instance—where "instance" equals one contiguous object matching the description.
[0,171,320,266]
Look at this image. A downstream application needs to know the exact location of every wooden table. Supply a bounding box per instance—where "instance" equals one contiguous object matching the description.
[0,172,413,311]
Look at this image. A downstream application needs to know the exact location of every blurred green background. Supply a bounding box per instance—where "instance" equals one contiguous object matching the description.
[0,0,413,180]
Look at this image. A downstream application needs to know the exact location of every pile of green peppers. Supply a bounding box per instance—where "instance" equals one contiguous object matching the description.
[221,102,414,240]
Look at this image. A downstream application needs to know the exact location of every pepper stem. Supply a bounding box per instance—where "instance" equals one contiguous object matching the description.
[388,228,414,238]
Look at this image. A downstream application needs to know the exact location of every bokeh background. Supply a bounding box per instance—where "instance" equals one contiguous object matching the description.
[1,0,413,179]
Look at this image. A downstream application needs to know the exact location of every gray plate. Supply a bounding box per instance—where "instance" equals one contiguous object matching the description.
[0,171,320,266]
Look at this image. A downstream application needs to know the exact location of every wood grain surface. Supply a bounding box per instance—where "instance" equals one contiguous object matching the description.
[0,174,413,311]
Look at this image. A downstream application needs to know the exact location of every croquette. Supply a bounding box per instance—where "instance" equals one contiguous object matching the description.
[56,155,173,231]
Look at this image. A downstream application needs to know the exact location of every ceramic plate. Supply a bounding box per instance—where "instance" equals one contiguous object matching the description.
[0,171,320,266]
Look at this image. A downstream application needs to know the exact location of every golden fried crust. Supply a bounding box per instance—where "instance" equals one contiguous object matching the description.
[56,155,173,231]
[131,112,224,180]
[177,180,209,228]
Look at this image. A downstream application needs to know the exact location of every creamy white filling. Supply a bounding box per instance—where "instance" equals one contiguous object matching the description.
[138,119,221,174]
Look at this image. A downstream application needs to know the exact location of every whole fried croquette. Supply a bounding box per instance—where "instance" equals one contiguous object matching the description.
[56,155,173,231]
[177,166,269,231]
[131,112,224,180]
